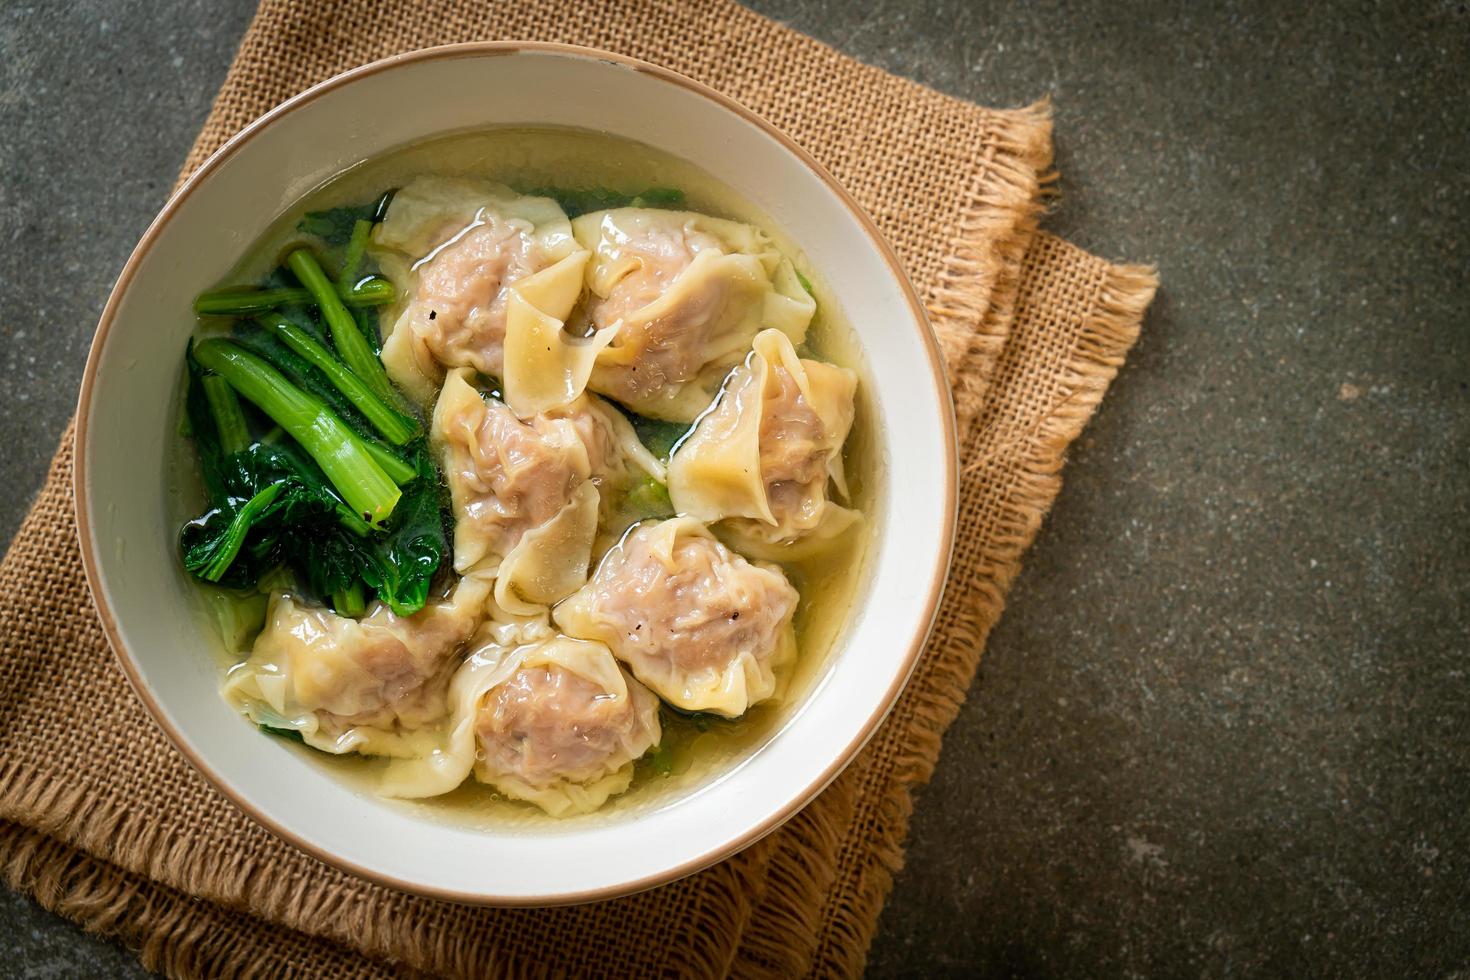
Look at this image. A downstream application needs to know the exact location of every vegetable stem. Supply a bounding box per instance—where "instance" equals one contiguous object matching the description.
[201,374,249,456]
[201,484,283,582]
[258,313,418,445]
[337,219,373,292]
[332,580,367,617]
[286,248,396,402]
[360,438,418,485]
[344,276,395,305]
[333,505,374,538]
[192,338,401,525]
[194,283,393,317]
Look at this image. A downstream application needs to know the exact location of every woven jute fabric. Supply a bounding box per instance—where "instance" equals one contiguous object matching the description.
[0,0,1156,976]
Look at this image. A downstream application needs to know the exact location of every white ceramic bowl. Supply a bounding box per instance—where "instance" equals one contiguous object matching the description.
[76,43,956,905]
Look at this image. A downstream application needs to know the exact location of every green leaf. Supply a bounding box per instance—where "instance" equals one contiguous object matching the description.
[624,477,674,519]
[351,303,384,357]
[618,407,694,461]
[359,445,449,616]
[297,203,378,247]
[258,723,306,744]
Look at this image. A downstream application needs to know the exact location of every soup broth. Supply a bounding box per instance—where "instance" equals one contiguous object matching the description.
[178,126,884,827]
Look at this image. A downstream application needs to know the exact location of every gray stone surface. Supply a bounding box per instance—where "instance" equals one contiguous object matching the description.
[2,0,1467,977]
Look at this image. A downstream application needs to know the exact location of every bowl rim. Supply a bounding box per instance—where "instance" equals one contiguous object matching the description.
[73,40,958,906]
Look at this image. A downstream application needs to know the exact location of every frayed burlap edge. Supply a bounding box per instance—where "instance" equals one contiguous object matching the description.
[805,248,1159,978]
[928,98,1055,440]
[0,821,404,980]
[0,748,773,978]
[730,101,1056,980]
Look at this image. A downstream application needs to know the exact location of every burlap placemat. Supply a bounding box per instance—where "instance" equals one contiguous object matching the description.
[0,1,1156,976]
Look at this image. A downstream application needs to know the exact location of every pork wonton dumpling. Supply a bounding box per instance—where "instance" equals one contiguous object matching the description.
[374,176,589,405]
[222,573,490,757]
[384,624,661,816]
[569,209,816,421]
[668,328,860,559]
[433,368,597,613]
[553,517,799,717]
[432,369,664,613]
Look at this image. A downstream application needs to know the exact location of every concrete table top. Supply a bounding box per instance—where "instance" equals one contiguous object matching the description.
[2,0,1466,975]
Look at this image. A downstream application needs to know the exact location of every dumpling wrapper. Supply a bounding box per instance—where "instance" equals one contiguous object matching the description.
[383,624,661,816]
[569,209,816,421]
[432,367,594,598]
[553,517,799,717]
[493,480,600,616]
[541,392,667,548]
[373,176,588,405]
[222,573,491,758]
[432,368,665,612]
[669,328,861,560]
[500,262,614,419]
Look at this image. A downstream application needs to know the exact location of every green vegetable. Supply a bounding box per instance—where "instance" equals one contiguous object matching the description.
[191,338,401,526]
[258,724,306,744]
[350,301,385,357]
[624,477,674,518]
[182,191,448,615]
[337,219,374,292]
[297,189,395,245]
[357,446,449,616]
[297,203,377,246]
[181,353,372,586]
[224,325,419,487]
[193,281,394,317]
[180,438,376,587]
[227,438,372,538]
[359,438,417,486]
[258,312,418,446]
[281,527,367,607]
[268,445,446,617]
[619,409,693,461]
[294,189,398,281]
[189,483,284,582]
[200,375,249,456]
[795,268,816,297]
[331,580,367,618]
[347,276,396,306]
[231,323,373,435]
[183,436,444,612]
[286,247,397,404]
